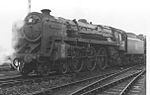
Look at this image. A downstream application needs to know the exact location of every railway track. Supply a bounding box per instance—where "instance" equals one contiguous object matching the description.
[0,75,22,85]
[0,64,132,89]
[120,70,145,95]
[0,64,144,95]
[0,75,37,88]
[24,64,144,95]
[76,69,145,95]
[0,72,70,88]
[0,72,72,94]
[0,69,121,95]
[0,66,11,71]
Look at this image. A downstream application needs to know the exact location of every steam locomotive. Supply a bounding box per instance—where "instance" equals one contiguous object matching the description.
[11,9,145,76]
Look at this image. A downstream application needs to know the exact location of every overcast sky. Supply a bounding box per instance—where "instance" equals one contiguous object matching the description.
[0,0,149,53]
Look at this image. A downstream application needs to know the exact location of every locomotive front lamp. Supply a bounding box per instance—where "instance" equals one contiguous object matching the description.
[28,18,33,23]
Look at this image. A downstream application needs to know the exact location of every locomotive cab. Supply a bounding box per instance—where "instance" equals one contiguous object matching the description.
[112,28,127,51]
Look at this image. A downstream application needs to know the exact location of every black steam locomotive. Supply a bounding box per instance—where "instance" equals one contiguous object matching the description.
[11,9,145,76]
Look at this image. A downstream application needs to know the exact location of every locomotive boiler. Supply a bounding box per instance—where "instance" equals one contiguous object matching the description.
[11,9,145,76]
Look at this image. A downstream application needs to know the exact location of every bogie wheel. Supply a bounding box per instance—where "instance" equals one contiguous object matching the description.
[86,48,97,71]
[96,47,108,70]
[19,60,32,76]
[60,61,70,74]
[70,59,84,73]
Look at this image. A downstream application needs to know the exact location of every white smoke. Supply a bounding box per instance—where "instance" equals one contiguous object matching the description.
[0,20,24,66]
[12,20,25,50]
[0,48,10,65]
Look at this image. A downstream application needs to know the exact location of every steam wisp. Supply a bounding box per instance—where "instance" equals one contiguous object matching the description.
[0,20,24,66]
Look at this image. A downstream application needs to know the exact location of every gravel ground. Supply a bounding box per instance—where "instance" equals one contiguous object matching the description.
[139,75,146,95]
[0,74,73,95]
[0,71,19,79]
[0,65,133,95]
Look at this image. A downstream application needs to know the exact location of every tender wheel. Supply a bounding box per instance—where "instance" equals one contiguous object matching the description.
[70,59,84,73]
[96,47,108,70]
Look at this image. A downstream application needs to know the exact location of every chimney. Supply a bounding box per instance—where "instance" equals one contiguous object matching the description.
[41,9,51,15]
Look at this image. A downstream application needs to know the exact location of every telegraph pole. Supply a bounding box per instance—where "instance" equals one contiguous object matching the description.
[28,0,31,13]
